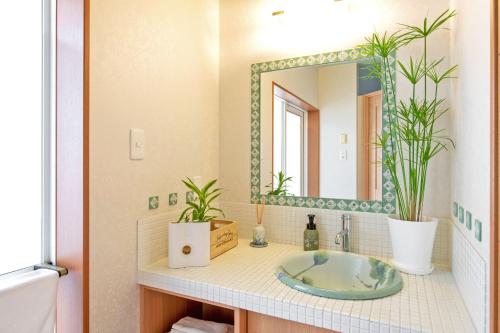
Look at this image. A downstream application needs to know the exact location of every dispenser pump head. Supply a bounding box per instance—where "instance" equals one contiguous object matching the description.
[307,214,316,230]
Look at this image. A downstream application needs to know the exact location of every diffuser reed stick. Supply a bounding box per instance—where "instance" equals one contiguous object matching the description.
[256,199,265,225]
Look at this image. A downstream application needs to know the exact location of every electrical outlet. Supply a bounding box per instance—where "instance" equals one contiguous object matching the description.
[339,150,347,160]
[148,196,159,209]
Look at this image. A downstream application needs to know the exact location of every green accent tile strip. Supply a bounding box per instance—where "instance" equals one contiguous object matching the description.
[186,191,194,203]
[466,211,472,230]
[453,201,483,243]
[250,48,397,213]
[475,219,482,242]
[148,196,159,210]
[169,193,178,206]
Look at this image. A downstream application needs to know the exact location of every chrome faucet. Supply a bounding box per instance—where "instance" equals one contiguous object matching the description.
[335,214,351,252]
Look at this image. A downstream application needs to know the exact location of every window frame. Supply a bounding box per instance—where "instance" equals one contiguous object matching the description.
[273,97,306,197]
[0,0,54,278]
[42,0,55,266]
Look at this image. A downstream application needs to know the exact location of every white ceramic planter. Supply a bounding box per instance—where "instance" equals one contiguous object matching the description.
[168,221,210,269]
[387,215,438,275]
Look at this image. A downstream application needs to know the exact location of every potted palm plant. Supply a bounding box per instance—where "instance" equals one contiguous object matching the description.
[168,178,224,268]
[360,10,457,275]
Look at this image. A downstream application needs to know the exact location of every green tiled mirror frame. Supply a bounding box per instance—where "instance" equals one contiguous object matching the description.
[250,48,397,213]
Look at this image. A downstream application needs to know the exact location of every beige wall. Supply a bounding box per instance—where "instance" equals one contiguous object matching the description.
[448,4,491,330]
[317,64,358,199]
[89,0,219,331]
[87,1,466,330]
[219,0,451,217]
[449,0,490,260]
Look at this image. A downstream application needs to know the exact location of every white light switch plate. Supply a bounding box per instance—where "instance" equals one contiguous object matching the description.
[130,128,145,160]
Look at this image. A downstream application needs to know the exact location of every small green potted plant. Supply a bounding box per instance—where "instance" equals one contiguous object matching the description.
[252,171,293,247]
[360,10,456,275]
[168,178,224,268]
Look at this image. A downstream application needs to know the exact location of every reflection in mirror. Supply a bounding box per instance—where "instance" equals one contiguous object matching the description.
[261,62,383,201]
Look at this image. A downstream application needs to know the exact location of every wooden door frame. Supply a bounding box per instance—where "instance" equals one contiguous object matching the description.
[360,90,383,201]
[55,0,89,331]
[491,0,498,332]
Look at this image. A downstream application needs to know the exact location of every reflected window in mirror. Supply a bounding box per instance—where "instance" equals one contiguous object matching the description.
[272,83,319,197]
[262,62,384,201]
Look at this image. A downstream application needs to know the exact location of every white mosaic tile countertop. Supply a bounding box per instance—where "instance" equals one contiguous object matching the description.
[137,239,476,333]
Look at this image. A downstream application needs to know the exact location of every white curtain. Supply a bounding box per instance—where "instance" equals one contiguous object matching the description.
[0,269,58,333]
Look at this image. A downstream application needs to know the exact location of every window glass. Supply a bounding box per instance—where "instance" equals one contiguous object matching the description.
[285,109,303,196]
[0,2,47,274]
[273,96,284,176]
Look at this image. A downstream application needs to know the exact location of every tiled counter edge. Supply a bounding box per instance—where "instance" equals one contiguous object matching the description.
[137,256,475,333]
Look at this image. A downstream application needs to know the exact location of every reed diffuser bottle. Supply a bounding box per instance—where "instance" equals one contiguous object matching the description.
[251,199,267,247]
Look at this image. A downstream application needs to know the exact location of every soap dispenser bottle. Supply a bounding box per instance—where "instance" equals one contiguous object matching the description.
[304,214,319,251]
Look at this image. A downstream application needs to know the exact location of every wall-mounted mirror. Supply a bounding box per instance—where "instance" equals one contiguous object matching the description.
[250,49,397,213]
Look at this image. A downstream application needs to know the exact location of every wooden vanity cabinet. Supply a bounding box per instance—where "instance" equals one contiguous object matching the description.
[139,285,337,333]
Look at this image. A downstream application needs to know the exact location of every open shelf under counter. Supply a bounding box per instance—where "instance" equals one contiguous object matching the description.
[138,239,476,333]
[140,285,332,333]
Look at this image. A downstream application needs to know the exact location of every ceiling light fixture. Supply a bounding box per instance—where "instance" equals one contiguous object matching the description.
[272,0,343,16]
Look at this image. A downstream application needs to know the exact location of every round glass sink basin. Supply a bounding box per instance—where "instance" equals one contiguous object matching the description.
[276,250,403,300]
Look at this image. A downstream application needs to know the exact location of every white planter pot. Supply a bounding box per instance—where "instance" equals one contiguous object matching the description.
[387,215,438,275]
[168,221,210,269]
